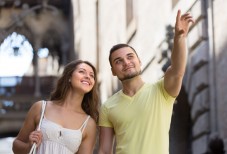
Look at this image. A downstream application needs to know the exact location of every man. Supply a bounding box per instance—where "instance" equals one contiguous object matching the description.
[98,10,194,154]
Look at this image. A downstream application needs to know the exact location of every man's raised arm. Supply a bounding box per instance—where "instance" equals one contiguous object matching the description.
[164,9,194,97]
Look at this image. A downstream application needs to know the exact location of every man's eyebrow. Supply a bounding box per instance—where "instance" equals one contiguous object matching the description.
[127,53,134,56]
[113,57,122,63]
[113,52,135,62]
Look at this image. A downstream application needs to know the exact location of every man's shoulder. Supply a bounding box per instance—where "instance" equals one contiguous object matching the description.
[101,90,122,107]
[139,79,164,95]
[144,79,162,87]
[145,78,164,87]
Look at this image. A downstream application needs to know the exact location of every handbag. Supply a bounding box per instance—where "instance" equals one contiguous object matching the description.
[28,100,47,154]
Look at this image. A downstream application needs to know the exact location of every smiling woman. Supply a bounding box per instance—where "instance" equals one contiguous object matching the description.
[0,32,33,77]
[12,60,100,154]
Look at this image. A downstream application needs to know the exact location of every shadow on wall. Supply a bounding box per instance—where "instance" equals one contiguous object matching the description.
[203,133,225,154]
[169,86,191,154]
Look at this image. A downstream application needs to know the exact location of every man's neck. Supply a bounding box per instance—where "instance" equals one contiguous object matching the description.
[122,77,144,96]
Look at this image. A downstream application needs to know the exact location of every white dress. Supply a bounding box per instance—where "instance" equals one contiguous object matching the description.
[36,115,90,154]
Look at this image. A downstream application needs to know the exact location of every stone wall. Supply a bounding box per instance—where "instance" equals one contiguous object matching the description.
[73,0,227,153]
[213,0,227,151]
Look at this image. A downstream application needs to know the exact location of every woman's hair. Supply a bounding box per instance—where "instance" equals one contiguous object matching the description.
[50,60,100,122]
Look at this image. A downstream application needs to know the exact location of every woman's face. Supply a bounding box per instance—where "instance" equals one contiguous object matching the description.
[70,63,95,94]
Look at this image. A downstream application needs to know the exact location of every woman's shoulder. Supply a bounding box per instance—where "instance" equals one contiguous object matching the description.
[83,116,97,137]
[28,100,46,117]
[24,100,45,124]
[84,116,96,132]
[30,100,44,110]
[87,116,96,126]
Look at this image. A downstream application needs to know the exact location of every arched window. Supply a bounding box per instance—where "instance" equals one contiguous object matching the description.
[0,32,33,77]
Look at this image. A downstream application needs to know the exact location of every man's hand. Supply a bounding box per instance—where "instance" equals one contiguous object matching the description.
[175,9,194,37]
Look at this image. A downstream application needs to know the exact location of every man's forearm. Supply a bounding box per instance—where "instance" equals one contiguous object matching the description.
[171,35,188,76]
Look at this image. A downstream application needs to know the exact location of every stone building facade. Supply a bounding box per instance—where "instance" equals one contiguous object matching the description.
[73,0,227,153]
[0,0,227,153]
[0,0,74,134]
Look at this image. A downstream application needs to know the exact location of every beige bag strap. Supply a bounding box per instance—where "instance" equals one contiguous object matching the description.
[28,100,46,154]
[37,100,47,130]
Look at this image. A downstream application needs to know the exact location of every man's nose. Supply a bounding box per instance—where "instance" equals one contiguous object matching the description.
[123,59,130,65]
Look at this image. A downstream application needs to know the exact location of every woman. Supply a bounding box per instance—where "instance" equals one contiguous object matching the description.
[12,60,100,154]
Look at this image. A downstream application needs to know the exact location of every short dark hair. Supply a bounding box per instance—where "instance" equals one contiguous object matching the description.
[109,43,138,67]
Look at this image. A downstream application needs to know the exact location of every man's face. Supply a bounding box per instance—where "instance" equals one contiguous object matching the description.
[110,47,141,81]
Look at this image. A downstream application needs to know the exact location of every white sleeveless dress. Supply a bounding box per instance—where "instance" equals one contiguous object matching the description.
[36,114,90,154]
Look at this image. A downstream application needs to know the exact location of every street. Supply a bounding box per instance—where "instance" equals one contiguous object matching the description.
[0,137,14,154]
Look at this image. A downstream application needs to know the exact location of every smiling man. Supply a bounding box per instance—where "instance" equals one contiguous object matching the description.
[98,10,194,154]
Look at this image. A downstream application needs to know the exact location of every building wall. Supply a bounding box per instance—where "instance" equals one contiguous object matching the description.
[213,0,227,150]
[97,0,173,101]
[73,0,227,153]
[182,0,227,153]
[97,0,127,101]
[72,0,98,66]
[184,1,211,153]
[0,1,74,136]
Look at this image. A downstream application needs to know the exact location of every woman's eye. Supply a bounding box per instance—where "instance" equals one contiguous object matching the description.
[79,70,85,74]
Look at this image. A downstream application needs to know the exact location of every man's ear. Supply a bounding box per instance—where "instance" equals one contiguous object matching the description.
[139,59,142,66]
[111,68,116,76]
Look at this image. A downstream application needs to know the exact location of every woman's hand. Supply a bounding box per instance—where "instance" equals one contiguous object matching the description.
[29,130,43,147]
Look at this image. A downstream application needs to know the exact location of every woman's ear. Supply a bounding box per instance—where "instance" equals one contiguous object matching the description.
[69,77,71,82]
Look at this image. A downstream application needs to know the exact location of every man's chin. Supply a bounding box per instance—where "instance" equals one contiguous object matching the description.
[119,74,138,81]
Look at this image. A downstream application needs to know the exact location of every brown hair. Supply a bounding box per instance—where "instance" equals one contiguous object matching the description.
[50,60,100,122]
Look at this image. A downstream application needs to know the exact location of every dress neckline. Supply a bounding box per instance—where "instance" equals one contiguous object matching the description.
[43,116,90,132]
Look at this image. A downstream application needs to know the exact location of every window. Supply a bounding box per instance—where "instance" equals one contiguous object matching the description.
[172,0,180,9]
[0,32,33,77]
[126,0,133,27]
[126,0,137,43]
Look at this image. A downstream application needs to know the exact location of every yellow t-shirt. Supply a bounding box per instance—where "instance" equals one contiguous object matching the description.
[99,78,176,154]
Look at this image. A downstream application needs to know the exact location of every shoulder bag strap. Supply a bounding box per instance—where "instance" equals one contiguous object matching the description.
[29,100,46,154]
[37,100,47,130]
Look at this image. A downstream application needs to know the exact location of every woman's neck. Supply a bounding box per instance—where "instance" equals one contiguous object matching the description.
[60,91,84,112]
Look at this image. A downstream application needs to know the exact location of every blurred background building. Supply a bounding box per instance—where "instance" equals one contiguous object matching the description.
[0,0,226,153]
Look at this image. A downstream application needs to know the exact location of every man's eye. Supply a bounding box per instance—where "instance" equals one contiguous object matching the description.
[115,60,122,64]
[128,55,133,59]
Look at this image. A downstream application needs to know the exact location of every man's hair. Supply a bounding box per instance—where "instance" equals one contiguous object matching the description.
[109,43,138,67]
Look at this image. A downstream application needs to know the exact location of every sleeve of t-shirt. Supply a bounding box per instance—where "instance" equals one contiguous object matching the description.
[157,77,176,102]
[98,104,113,127]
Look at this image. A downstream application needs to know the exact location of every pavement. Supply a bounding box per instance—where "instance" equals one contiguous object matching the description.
[0,137,14,154]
